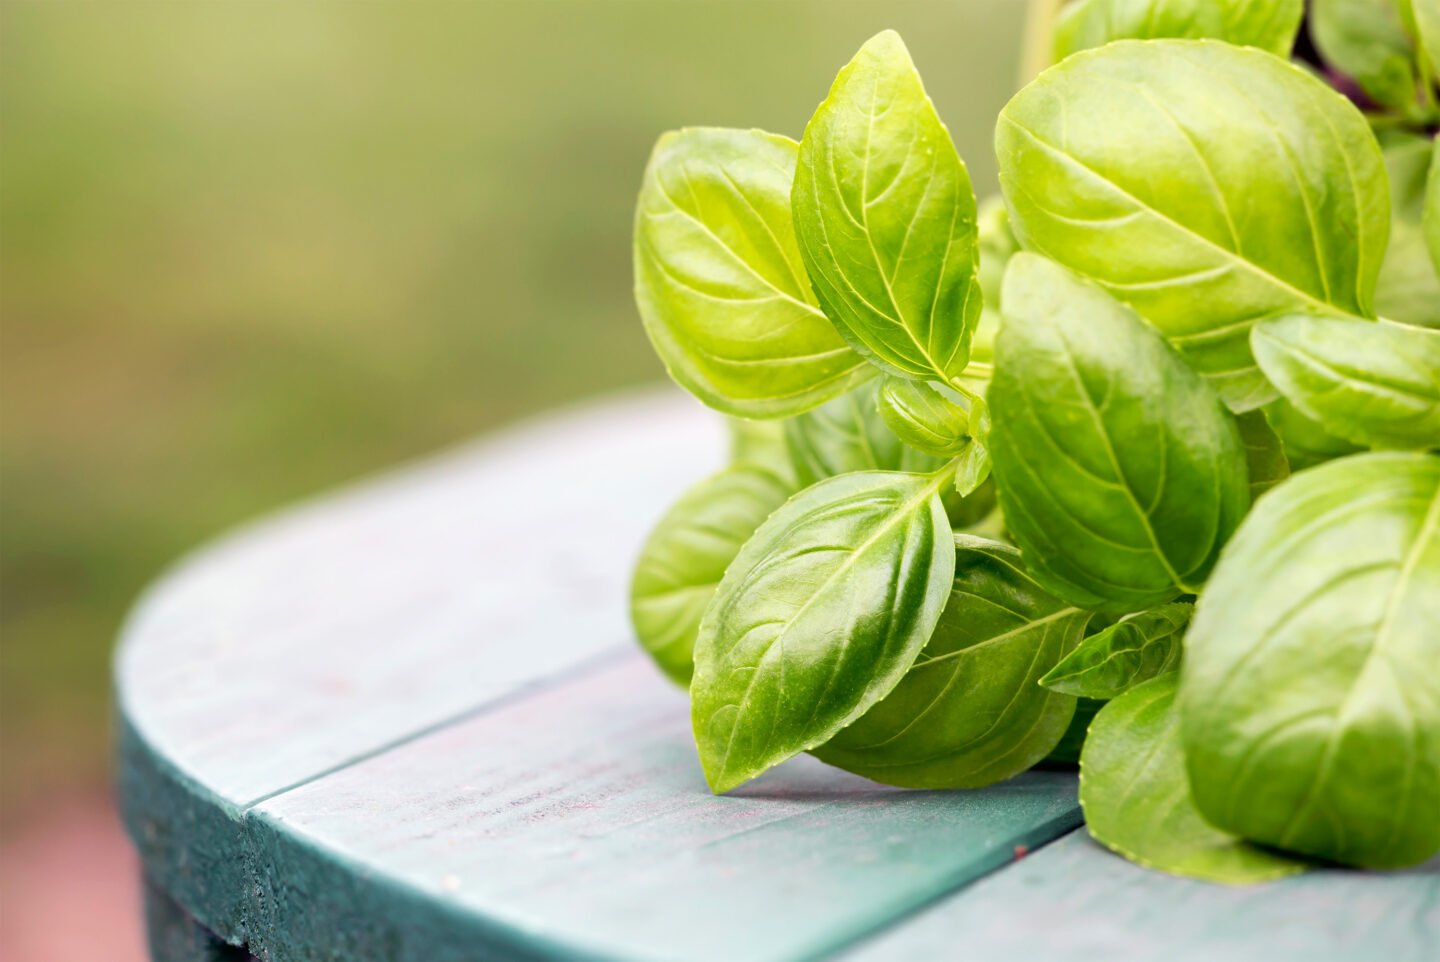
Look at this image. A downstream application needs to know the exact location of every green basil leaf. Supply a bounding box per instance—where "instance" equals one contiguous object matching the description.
[1417,0,1440,77]
[1053,0,1303,61]
[1235,409,1291,500]
[634,127,871,418]
[727,416,795,484]
[1040,603,1191,700]
[1264,397,1364,469]
[1376,132,1440,328]
[812,536,1088,788]
[793,30,982,383]
[1082,673,1310,883]
[1426,138,1440,278]
[989,254,1251,611]
[1312,0,1425,113]
[951,436,993,499]
[1046,697,1104,764]
[1180,452,1440,869]
[969,196,1021,384]
[691,470,956,792]
[630,464,795,685]
[784,380,944,485]
[876,376,971,458]
[1252,314,1440,449]
[997,40,1389,412]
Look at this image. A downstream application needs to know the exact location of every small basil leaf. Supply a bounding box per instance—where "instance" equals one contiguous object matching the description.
[969,196,1021,383]
[691,470,955,792]
[630,464,795,685]
[1039,603,1191,700]
[1375,132,1440,328]
[1053,0,1303,61]
[990,254,1250,611]
[876,376,971,458]
[812,536,1088,788]
[1264,398,1363,470]
[1082,673,1309,883]
[997,40,1389,411]
[1045,697,1105,764]
[793,30,982,383]
[951,436,992,499]
[1235,409,1290,500]
[1181,452,1440,869]
[634,127,871,418]
[784,380,944,485]
[1312,0,1425,113]
[1252,314,1440,450]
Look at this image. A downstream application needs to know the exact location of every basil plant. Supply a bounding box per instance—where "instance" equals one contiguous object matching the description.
[629,1,1440,884]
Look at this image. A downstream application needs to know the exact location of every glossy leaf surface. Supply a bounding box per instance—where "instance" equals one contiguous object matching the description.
[691,470,954,792]
[784,380,943,485]
[1082,674,1309,883]
[793,31,981,383]
[813,536,1086,788]
[630,465,794,684]
[1265,398,1363,469]
[997,40,1389,411]
[1053,0,1303,60]
[1181,452,1440,869]
[1235,409,1290,500]
[1040,603,1190,700]
[989,254,1250,610]
[876,376,971,458]
[635,127,870,417]
[1253,314,1440,450]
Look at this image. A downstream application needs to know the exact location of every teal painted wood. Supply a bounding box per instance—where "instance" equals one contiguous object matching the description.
[117,389,726,942]
[143,876,251,962]
[846,830,1440,962]
[244,656,1081,962]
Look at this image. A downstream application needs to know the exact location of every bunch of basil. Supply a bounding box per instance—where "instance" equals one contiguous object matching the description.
[629,0,1439,883]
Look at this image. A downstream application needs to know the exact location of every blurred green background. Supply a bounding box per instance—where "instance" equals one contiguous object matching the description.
[0,0,1024,832]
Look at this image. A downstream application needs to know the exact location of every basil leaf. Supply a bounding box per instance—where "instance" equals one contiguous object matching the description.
[1040,603,1191,700]
[1252,314,1440,450]
[1235,409,1290,500]
[1428,138,1440,277]
[1046,697,1104,764]
[1312,0,1426,113]
[634,127,871,418]
[997,40,1389,411]
[1264,397,1364,469]
[1082,673,1309,883]
[630,464,795,685]
[1181,452,1440,869]
[784,380,943,485]
[876,376,971,458]
[691,470,955,792]
[793,30,982,383]
[1417,0,1440,77]
[812,536,1088,788]
[1053,0,1303,61]
[1375,132,1440,328]
[969,196,1021,384]
[727,416,795,484]
[989,254,1250,611]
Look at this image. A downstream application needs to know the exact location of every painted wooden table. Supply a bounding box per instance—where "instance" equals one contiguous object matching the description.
[116,388,1439,962]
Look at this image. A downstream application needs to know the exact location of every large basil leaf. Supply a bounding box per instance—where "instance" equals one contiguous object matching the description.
[784,379,942,484]
[1265,398,1364,470]
[793,31,982,383]
[1053,0,1303,61]
[1235,409,1290,500]
[1375,132,1440,327]
[1312,0,1426,113]
[634,127,871,417]
[691,470,955,792]
[1082,673,1309,883]
[1040,603,1190,700]
[630,464,794,684]
[1180,452,1440,869]
[989,254,1250,611]
[1252,314,1440,450]
[875,376,971,458]
[813,536,1087,788]
[997,40,1390,411]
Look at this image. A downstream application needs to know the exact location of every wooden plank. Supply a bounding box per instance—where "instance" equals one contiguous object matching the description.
[244,655,1083,962]
[143,875,252,962]
[845,829,1440,962]
[116,389,724,939]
